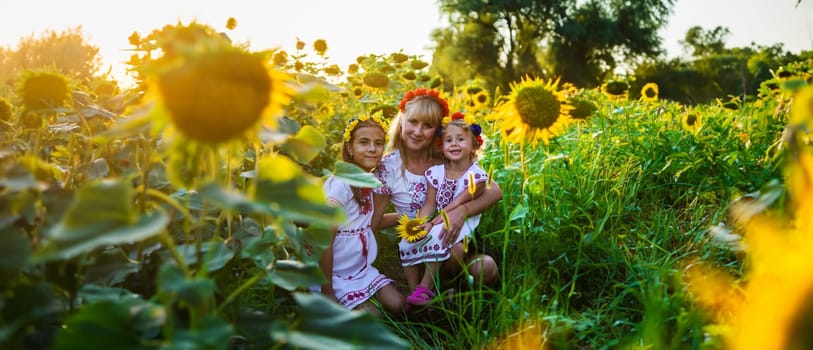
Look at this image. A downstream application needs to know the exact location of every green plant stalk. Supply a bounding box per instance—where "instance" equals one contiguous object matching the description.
[159,232,192,277]
[216,270,266,314]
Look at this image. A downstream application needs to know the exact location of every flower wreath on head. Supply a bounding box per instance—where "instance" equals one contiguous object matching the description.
[436,111,483,146]
[399,88,449,118]
[342,111,389,143]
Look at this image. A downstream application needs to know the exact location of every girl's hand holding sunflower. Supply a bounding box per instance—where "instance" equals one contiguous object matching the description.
[396,214,429,243]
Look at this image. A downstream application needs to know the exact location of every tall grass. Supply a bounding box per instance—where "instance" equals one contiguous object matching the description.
[384,87,788,348]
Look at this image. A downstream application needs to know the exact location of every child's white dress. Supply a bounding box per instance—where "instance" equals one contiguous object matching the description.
[377,156,488,267]
[323,176,394,309]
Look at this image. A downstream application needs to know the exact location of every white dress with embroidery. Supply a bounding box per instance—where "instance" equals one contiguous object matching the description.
[322,176,393,309]
[374,152,489,267]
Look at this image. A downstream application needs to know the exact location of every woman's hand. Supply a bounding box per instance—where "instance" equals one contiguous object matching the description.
[439,206,466,247]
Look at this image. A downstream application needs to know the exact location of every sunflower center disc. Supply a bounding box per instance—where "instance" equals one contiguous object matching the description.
[515,86,561,129]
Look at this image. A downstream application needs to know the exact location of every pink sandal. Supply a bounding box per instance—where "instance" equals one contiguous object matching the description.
[406,285,435,306]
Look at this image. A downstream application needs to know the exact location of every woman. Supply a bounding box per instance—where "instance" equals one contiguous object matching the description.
[372,88,502,293]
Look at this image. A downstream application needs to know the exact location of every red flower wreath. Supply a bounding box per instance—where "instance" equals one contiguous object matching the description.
[399,88,449,117]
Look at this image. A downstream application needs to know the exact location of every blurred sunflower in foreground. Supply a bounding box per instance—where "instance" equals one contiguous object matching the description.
[491,76,574,145]
[683,85,813,350]
[484,321,548,350]
[155,48,291,144]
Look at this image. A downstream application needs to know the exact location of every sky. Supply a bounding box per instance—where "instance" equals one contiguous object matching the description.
[1,0,812,85]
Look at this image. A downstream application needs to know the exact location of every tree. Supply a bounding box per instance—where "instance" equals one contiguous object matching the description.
[680,25,731,57]
[0,27,102,86]
[432,0,674,89]
[432,0,573,90]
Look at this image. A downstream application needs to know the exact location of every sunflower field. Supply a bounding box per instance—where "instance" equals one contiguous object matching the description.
[2,20,813,349]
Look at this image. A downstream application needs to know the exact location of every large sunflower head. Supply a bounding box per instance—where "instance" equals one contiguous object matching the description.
[17,69,71,111]
[491,76,574,145]
[396,214,428,243]
[153,47,291,144]
[640,82,659,102]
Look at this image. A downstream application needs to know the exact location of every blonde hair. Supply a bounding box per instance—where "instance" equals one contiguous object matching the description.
[386,95,445,164]
[440,120,483,161]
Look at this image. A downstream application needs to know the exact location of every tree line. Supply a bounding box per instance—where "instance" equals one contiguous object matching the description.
[1,1,811,105]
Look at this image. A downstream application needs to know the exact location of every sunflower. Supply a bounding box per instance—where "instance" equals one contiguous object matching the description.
[491,76,574,145]
[362,72,389,89]
[790,85,813,126]
[601,80,629,100]
[484,321,548,350]
[682,112,702,134]
[272,50,288,66]
[396,214,428,243]
[0,98,12,122]
[680,93,813,349]
[390,53,408,64]
[470,90,491,111]
[18,70,71,111]
[313,39,328,56]
[156,47,291,144]
[411,60,429,70]
[567,96,597,120]
[640,82,659,102]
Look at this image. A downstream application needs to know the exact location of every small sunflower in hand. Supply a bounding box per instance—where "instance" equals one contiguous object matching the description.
[396,214,429,243]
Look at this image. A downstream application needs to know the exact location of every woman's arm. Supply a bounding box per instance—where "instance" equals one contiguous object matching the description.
[418,186,438,219]
[380,212,399,229]
[418,186,438,230]
[430,183,485,225]
[440,180,502,246]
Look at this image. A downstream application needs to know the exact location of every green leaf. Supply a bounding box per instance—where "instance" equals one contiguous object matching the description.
[0,162,38,192]
[240,229,278,268]
[170,240,235,272]
[270,293,410,350]
[82,249,142,285]
[37,210,169,261]
[509,204,528,222]
[0,226,32,273]
[199,179,341,228]
[158,264,215,309]
[93,110,152,143]
[329,161,383,188]
[267,260,324,291]
[60,179,135,229]
[171,315,233,350]
[281,125,327,163]
[52,301,145,350]
[254,178,340,226]
[78,284,143,305]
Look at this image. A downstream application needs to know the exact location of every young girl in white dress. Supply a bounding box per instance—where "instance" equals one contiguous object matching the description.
[319,114,404,316]
[403,111,490,306]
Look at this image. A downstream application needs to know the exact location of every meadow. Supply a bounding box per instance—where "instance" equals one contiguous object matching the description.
[1,21,812,349]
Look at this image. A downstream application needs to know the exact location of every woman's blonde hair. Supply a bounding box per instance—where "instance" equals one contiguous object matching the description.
[387,95,445,163]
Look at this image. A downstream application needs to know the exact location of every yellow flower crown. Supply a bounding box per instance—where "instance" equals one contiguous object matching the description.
[342,111,389,143]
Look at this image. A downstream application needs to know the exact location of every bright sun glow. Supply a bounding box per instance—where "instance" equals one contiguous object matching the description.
[1,0,811,87]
